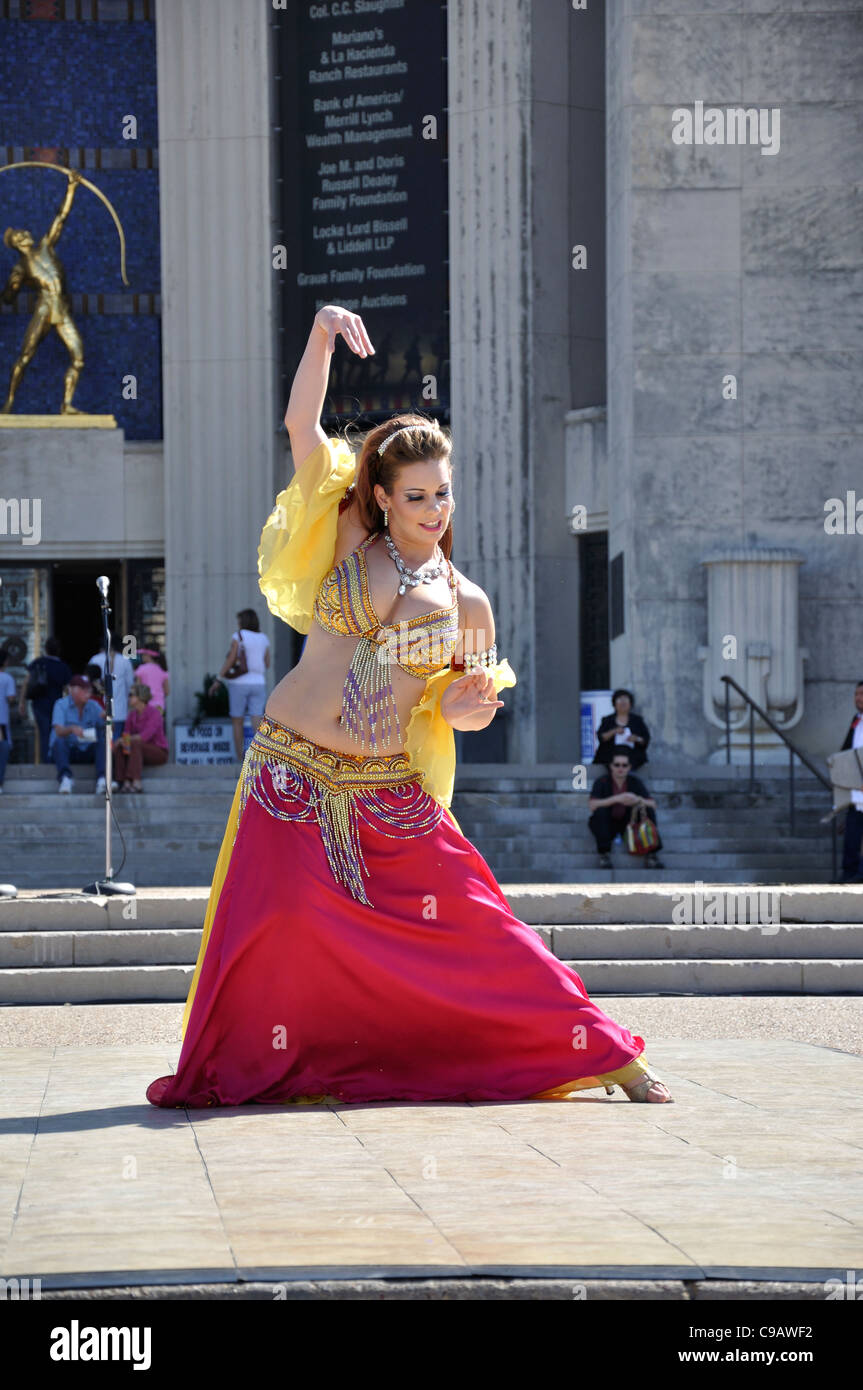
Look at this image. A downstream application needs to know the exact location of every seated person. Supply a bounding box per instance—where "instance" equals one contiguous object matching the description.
[49,674,107,795]
[113,681,169,792]
[593,688,651,770]
[588,748,664,870]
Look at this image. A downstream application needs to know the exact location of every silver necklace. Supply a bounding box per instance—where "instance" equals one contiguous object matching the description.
[383,532,447,594]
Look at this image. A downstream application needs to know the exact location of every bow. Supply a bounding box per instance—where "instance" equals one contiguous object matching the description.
[0,160,129,286]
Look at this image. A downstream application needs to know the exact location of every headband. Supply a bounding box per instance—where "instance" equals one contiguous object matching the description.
[377,425,422,456]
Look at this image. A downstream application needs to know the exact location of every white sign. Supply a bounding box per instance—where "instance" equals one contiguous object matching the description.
[175,720,236,765]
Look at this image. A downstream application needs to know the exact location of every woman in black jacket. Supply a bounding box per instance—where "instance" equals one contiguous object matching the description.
[588,748,665,870]
[593,688,650,770]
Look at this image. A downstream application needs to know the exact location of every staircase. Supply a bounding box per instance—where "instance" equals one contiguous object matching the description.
[0,760,840,889]
[453,765,838,885]
[0,764,235,889]
[1,885,860,1003]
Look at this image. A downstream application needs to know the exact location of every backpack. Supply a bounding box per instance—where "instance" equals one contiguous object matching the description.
[26,656,50,700]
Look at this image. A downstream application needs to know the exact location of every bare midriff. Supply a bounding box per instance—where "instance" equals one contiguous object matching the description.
[264,622,436,758]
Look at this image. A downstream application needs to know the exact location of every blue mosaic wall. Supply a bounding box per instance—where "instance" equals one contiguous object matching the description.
[0,16,161,437]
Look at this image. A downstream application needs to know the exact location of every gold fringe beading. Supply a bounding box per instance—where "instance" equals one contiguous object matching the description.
[340,632,402,752]
[236,717,443,908]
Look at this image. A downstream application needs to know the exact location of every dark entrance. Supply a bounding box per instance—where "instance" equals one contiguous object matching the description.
[50,561,124,674]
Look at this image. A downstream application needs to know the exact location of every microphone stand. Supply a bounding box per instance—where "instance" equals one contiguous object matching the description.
[0,578,16,897]
[82,579,135,896]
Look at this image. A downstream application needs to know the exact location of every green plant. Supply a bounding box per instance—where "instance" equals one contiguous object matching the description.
[191,673,229,728]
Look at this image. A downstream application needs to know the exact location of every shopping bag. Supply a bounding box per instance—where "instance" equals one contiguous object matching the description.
[625,803,660,855]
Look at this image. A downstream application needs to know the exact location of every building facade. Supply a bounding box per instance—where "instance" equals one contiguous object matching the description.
[0,0,860,768]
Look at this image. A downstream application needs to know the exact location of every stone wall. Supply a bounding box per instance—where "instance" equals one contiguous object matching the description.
[605,0,863,763]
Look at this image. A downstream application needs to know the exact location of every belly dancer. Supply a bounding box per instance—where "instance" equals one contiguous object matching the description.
[147,305,673,1107]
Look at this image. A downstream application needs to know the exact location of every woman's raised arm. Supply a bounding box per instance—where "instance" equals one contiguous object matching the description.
[284,306,374,472]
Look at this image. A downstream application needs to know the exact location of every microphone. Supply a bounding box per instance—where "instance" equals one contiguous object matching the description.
[96,576,110,597]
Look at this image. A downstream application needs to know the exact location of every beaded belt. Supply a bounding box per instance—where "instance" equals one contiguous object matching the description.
[236,716,444,908]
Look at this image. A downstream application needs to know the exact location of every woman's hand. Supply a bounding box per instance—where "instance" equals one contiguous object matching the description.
[440,671,504,731]
[314,306,375,357]
[208,679,222,697]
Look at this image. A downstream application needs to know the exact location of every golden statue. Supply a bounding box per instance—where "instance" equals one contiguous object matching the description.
[0,161,128,423]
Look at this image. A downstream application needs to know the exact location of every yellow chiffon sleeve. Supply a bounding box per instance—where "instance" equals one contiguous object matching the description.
[257,434,357,633]
[404,658,517,811]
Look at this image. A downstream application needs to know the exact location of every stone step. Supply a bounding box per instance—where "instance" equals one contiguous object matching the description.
[0,795,236,806]
[489,851,834,866]
[1,827,229,845]
[454,830,833,850]
[1,883,859,926]
[481,871,836,887]
[0,964,192,1003]
[0,928,200,967]
[503,884,863,924]
[2,862,839,891]
[0,830,835,860]
[569,958,863,994]
[0,804,233,822]
[2,921,861,966]
[1,775,830,799]
[1,956,859,1004]
[1,781,830,801]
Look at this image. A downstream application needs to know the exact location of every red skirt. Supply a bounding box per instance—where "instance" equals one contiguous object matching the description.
[146,718,650,1107]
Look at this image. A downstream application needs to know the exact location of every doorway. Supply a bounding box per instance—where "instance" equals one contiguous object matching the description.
[50,561,124,673]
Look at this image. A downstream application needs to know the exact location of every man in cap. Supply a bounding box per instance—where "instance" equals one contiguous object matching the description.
[49,674,107,794]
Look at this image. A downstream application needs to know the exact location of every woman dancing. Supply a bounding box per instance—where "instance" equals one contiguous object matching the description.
[147,305,673,1107]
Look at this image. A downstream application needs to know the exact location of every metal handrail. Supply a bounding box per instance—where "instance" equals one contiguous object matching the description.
[719,674,837,880]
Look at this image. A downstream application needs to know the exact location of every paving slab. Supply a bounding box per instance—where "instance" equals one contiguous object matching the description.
[0,1039,861,1289]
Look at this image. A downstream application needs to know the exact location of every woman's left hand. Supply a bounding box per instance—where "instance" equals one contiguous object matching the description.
[440,671,504,730]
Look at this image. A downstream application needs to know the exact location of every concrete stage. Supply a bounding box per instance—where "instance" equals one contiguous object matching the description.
[1,1029,861,1296]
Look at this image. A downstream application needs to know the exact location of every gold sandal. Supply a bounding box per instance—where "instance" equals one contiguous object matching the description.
[605,1072,674,1103]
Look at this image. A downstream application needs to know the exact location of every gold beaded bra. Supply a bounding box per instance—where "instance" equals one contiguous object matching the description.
[312,531,460,753]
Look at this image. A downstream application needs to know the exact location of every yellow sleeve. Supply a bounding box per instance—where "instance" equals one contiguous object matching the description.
[404,659,517,810]
[257,435,357,634]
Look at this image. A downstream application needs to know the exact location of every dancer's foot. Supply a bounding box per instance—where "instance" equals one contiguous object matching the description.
[620,1070,674,1103]
[598,852,612,869]
[646,853,665,869]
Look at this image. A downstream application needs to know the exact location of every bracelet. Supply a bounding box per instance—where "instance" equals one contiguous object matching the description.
[462,643,499,672]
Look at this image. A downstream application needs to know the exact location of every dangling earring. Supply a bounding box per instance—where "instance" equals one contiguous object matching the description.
[383,507,389,528]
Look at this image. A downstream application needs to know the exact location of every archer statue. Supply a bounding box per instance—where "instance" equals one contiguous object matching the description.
[0,161,128,417]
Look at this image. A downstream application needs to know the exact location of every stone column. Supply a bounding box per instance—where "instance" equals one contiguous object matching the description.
[447,0,579,763]
[156,0,279,730]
